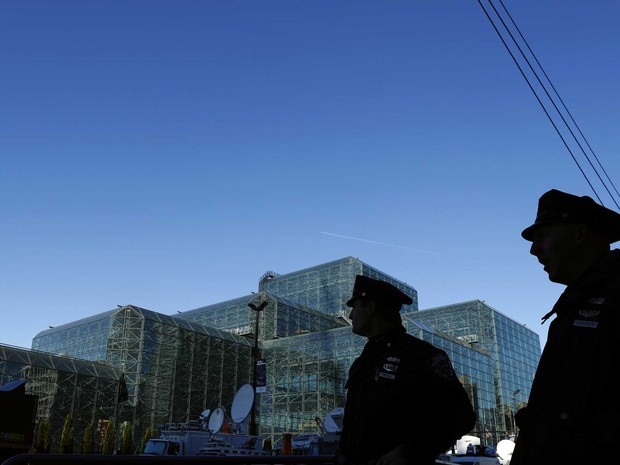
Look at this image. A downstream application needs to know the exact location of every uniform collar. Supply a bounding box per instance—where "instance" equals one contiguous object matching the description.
[541,249,620,324]
[368,324,406,344]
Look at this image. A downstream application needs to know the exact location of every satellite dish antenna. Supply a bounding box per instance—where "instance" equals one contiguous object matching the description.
[231,384,254,424]
[496,439,515,461]
[208,407,225,434]
[323,407,344,433]
[199,409,211,430]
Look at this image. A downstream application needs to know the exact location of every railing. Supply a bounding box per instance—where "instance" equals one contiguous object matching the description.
[2,454,335,465]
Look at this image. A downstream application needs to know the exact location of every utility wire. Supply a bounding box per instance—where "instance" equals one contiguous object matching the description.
[477,0,620,209]
[495,0,620,209]
[484,0,616,207]
[476,0,599,202]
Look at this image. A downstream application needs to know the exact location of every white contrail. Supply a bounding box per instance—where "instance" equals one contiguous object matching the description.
[319,231,443,255]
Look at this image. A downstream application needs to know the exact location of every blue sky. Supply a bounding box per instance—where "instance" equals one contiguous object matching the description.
[2,1,619,350]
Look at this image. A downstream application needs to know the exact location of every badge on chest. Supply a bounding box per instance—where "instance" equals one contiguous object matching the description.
[376,356,400,381]
[573,297,605,329]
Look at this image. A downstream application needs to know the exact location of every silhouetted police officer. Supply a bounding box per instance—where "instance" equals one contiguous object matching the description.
[512,189,620,465]
[336,275,476,465]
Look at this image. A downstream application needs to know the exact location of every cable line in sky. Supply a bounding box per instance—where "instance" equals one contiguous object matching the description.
[477,0,620,210]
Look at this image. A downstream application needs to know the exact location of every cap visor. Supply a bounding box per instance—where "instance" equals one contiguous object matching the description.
[521,224,537,241]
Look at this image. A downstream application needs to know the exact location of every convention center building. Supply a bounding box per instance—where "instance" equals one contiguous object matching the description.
[0,256,540,452]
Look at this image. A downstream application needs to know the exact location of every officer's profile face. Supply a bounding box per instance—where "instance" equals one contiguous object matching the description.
[529,222,583,285]
[348,298,374,336]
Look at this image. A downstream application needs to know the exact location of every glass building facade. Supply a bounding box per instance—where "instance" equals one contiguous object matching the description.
[257,257,418,317]
[32,305,254,451]
[22,256,540,450]
[0,344,121,453]
[178,293,348,340]
[411,300,540,437]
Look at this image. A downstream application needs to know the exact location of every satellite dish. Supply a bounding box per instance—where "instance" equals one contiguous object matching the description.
[208,407,225,433]
[231,384,254,424]
[323,407,344,433]
[496,439,515,460]
[199,409,211,420]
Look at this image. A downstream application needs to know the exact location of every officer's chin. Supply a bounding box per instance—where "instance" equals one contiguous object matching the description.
[351,325,367,337]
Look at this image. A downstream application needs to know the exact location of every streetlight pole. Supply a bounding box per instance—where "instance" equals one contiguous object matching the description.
[248,301,268,436]
[511,389,521,438]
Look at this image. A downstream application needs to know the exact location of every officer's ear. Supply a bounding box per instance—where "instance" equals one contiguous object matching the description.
[574,223,587,244]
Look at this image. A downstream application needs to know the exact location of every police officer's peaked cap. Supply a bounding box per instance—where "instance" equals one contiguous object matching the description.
[346,275,413,307]
[521,188,620,244]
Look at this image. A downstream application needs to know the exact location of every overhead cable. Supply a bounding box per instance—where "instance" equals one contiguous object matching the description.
[477,0,620,209]
[495,0,620,207]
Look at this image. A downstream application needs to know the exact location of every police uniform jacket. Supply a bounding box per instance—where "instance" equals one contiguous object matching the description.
[512,249,620,465]
[337,324,475,465]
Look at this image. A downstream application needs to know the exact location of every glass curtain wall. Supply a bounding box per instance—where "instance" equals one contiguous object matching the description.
[0,345,120,453]
[412,300,540,442]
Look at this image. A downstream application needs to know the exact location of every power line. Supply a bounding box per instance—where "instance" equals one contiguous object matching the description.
[494,0,620,207]
[477,0,620,209]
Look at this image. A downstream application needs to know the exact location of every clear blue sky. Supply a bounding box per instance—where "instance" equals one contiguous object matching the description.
[3,1,620,350]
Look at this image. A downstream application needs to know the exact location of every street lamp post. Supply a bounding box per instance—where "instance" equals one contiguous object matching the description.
[511,389,521,438]
[248,301,268,436]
